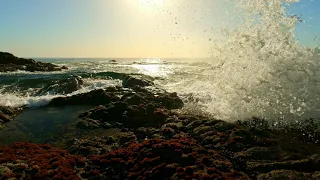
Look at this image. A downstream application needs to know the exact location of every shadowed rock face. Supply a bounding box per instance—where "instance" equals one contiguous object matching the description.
[0,52,67,72]
[0,106,25,129]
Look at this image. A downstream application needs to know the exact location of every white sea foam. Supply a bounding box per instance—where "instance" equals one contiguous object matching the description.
[0,78,121,108]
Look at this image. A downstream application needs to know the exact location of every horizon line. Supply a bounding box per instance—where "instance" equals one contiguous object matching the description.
[28,57,211,59]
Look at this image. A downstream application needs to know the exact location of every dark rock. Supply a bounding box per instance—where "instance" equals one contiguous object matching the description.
[235,147,281,160]
[257,170,315,180]
[78,102,169,129]
[0,106,25,127]
[48,89,119,106]
[120,93,145,105]
[122,76,154,88]
[162,122,184,130]
[135,127,160,141]
[149,92,184,109]
[116,132,137,145]
[76,119,100,129]
[0,112,11,123]
[120,128,129,132]
[101,122,112,129]
[248,154,320,173]
[67,136,119,156]
[0,52,67,72]
[0,106,15,115]
[213,121,236,132]
[121,91,184,110]
[36,76,84,95]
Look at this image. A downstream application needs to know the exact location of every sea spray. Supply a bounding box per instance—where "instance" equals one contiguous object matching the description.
[166,0,320,122]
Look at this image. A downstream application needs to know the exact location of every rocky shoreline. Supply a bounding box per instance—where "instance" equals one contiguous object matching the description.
[0,52,67,72]
[0,72,320,179]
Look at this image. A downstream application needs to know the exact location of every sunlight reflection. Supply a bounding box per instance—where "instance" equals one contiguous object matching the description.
[132,58,173,77]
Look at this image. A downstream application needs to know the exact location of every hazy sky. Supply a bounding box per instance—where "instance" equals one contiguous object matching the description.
[0,0,319,58]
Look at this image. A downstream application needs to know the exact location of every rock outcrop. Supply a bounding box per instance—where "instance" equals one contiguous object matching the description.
[35,76,84,95]
[122,76,154,88]
[48,89,120,106]
[0,52,67,72]
[0,106,25,129]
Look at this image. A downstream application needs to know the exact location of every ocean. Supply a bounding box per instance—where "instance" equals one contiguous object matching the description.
[0,55,319,123]
[1,0,320,145]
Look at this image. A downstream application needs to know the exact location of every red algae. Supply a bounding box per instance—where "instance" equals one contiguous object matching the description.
[85,137,249,179]
[0,142,84,180]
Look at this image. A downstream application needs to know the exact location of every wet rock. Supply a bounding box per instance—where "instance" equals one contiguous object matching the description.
[36,76,84,95]
[79,102,169,129]
[120,93,145,105]
[0,106,25,127]
[76,119,100,129]
[162,122,184,130]
[257,170,315,180]
[248,154,320,173]
[121,91,184,110]
[122,76,154,88]
[213,121,236,132]
[0,112,11,123]
[67,136,118,156]
[0,106,15,115]
[135,127,160,141]
[81,102,128,122]
[161,127,175,139]
[0,52,67,72]
[101,122,112,129]
[153,92,184,109]
[48,89,119,106]
[116,132,137,145]
[235,147,281,160]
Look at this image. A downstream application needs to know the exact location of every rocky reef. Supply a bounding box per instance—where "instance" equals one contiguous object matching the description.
[0,52,67,72]
[0,76,319,179]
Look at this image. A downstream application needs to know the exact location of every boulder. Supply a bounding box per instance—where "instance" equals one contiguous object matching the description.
[122,76,154,88]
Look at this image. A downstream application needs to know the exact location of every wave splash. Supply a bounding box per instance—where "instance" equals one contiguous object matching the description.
[0,78,121,108]
[172,0,320,121]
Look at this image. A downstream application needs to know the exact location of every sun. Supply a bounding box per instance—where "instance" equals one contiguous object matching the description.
[139,0,164,8]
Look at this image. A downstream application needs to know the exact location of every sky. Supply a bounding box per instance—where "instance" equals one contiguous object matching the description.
[0,0,319,58]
